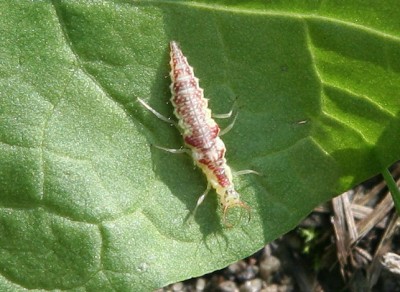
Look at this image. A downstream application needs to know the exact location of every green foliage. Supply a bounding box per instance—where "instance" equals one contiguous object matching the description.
[0,1,399,290]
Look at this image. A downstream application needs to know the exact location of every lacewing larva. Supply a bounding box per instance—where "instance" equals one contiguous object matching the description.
[139,41,251,225]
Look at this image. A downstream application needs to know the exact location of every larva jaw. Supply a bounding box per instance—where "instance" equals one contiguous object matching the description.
[222,189,251,227]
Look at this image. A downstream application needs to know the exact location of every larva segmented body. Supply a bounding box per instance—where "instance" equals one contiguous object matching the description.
[169,41,249,222]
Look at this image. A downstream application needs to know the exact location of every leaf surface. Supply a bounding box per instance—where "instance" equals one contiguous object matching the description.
[1,1,400,290]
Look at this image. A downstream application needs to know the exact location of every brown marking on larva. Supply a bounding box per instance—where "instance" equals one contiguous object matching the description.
[169,41,250,225]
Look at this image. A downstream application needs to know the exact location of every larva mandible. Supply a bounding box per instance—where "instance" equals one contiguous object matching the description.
[140,41,251,225]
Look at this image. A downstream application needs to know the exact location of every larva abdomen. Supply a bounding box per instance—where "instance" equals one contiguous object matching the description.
[169,41,250,224]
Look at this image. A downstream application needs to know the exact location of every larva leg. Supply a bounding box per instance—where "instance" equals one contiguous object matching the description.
[212,110,233,119]
[212,98,237,119]
[195,182,211,209]
[137,98,178,127]
[184,183,211,224]
[152,145,191,155]
[219,113,238,136]
[138,98,188,154]
[234,169,261,176]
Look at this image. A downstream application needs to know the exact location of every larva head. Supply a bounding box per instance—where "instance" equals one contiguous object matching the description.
[222,187,251,227]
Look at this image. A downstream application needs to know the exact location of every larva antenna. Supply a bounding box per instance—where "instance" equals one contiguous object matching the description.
[223,200,251,228]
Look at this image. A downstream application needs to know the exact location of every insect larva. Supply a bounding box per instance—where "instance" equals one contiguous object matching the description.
[140,41,250,225]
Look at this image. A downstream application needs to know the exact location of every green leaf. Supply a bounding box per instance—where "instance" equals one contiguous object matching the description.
[1,0,400,290]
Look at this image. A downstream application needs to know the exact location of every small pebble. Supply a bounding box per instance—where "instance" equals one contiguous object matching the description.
[218,280,239,292]
[240,278,263,292]
[260,256,281,282]
[237,265,258,282]
[262,284,279,292]
[172,281,183,292]
[196,278,206,291]
[227,261,247,275]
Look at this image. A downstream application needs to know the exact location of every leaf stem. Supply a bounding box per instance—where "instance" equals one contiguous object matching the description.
[382,168,400,214]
